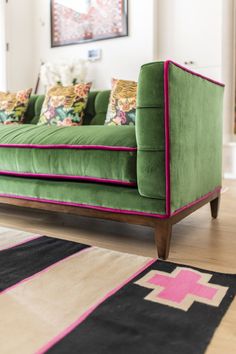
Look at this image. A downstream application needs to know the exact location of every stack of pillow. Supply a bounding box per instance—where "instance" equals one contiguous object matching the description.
[0,78,138,127]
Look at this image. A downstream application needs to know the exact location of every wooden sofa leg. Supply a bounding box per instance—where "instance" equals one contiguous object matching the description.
[210,195,220,219]
[154,221,172,260]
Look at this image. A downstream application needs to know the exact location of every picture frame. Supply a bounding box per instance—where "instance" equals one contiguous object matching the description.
[50,0,128,47]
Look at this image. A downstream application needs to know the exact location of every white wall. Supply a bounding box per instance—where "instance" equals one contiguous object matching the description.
[5,0,225,88]
[0,0,6,91]
[5,0,35,91]
[156,0,223,81]
[222,0,236,143]
[33,0,158,91]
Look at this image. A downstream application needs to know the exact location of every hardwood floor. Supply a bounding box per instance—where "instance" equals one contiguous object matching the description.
[0,181,235,272]
[0,179,235,353]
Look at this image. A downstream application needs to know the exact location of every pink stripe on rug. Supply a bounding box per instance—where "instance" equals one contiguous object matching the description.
[0,235,42,251]
[35,258,156,354]
[0,246,92,296]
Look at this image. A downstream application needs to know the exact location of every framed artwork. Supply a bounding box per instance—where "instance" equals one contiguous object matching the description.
[50,0,128,47]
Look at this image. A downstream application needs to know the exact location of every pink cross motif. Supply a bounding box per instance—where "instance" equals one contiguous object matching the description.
[135,267,228,311]
[148,269,217,303]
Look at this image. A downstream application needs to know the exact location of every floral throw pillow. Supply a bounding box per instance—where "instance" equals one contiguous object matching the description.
[0,88,32,125]
[105,79,137,126]
[38,83,92,126]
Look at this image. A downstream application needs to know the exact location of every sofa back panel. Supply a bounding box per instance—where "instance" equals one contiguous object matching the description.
[136,62,166,202]
[168,62,224,212]
[33,95,45,124]
[90,90,110,125]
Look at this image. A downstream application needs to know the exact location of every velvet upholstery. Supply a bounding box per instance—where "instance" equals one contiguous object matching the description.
[90,90,110,125]
[168,62,224,212]
[23,95,38,124]
[24,95,45,125]
[83,91,99,125]
[0,125,137,185]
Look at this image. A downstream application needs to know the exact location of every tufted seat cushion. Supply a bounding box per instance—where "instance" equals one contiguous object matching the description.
[0,124,137,186]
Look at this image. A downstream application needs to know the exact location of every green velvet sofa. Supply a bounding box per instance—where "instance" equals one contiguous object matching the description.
[0,61,224,259]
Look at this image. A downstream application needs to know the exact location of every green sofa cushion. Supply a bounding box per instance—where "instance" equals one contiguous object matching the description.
[90,90,110,125]
[0,175,166,217]
[23,95,38,124]
[0,124,137,186]
[24,95,45,125]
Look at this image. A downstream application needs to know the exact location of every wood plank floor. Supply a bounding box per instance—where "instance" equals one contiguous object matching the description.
[0,179,235,353]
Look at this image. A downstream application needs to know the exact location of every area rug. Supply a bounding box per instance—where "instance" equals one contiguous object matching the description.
[0,227,235,354]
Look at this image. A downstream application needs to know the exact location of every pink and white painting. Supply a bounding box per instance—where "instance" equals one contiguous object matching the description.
[51,0,128,47]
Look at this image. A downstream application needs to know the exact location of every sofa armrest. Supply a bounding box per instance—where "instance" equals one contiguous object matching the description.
[136,61,224,216]
[166,61,224,213]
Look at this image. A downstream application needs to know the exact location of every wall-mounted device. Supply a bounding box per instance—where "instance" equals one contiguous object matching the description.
[88,48,102,62]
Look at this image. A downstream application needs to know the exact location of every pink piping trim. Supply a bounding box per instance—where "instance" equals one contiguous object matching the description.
[168,60,225,87]
[0,171,136,187]
[0,193,168,219]
[0,144,137,151]
[0,246,92,296]
[0,235,42,251]
[35,258,156,354]
[172,186,222,215]
[164,61,171,216]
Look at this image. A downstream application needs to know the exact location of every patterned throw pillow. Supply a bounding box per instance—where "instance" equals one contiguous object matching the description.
[38,83,92,126]
[0,88,32,125]
[105,79,137,126]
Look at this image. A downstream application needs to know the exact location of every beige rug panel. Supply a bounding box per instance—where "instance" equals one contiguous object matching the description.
[0,226,40,250]
[0,246,151,354]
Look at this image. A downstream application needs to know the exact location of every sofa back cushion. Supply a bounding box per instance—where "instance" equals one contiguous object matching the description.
[90,90,110,125]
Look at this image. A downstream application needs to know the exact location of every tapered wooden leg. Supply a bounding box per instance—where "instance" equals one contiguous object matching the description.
[210,195,220,219]
[154,221,172,260]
